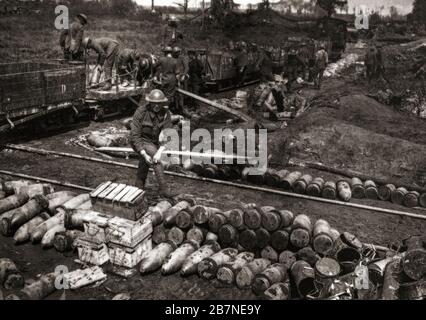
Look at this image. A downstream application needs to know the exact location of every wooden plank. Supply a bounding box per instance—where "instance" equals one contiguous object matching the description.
[97,183,118,199]
[90,181,112,198]
[120,187,139,204]
[126,189,144,204]
[105,184,127,201]
[113,185,134,203]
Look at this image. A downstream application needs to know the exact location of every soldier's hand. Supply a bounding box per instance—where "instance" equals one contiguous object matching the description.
[153,151,163,164]
[141,150,153,165]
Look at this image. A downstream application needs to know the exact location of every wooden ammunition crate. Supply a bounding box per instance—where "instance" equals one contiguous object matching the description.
[75,238,110,266]
[90,182,148,221]
[108,237,152,268]
[81,212,111,244]
[106,216,153,248]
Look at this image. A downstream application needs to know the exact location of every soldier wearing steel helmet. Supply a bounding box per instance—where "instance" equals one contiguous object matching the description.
[162,15,184,47]
[130,89,174,197]
[155,46,178,112]
[59,13,88,61]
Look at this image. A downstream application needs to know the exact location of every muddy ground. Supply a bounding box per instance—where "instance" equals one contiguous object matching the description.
[1,42,425,300]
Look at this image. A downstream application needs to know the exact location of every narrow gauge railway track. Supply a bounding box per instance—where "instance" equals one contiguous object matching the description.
[2,144,426,221]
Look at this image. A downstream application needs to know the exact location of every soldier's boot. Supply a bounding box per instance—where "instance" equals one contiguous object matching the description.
[154,163,178,199]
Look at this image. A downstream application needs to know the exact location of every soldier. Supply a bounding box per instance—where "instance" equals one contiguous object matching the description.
[137,53,160,85]
[256,47,274,82]
[162,15,183,47]
[116,49,141,86]
[365,44,378,82]
[286,48,306,91]
[59,13,88,61]
[172,46,189,114]
[130,89,175,198]
[82,37,120,91]
[187,50,205,107]
[314,45,329,89]
[155,46,178,113]
[254,74,286,121]
[235,43,249,87]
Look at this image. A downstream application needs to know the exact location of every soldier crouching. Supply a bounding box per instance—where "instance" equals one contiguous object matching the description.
[130,89,175,198]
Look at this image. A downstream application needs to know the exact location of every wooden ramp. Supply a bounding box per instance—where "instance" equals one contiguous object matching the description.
[86,85,146,101]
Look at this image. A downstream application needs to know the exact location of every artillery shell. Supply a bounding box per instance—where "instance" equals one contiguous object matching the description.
[0,191,5,200]
[0,258,24,290]
[56,194,90,216]
[255,228,271,249]
[275,170,290,188]
[419,193,426,208]
[175,209,194,231]
[291,260,316,297]
[206,232,218,242]
[290,214,312,249]
[53,230,83,252]
[278,251,297,270]
[163,201,191,227]
[391,187,408,205]
[293,174,313,194]
[337,180,352,202]
[306,177,325,197]
[217,252,255,285]
[261,246,278,263]
[314,257,341,287]
[2,180,33,195]
[404,191,420,208]
[236,258,272,289]
[228,208,245,230]
[186,226,208,245]
[208,212,227,233]
[140,241,176,274]
[252,263,288,296]
[218,224,238,247]
[46,192,77,215]
[203,164,219,179]
[198,248,238,280]
[403,248,426,281]
[31,212,65,244]
[14,183,54,198]
[322,181,337,199]
[41,224,66,249]
[297,247,320,267]
[281,171,302,190]
[193,205,222,225]
[0,193,29,215]
[64,209,97,230]
[364,180,378,200]
[313,219,334,255]
[18,272,57,300]
[264,169,280,187]
[351,177,365,199]
[378,184,396,201]
[239,229,257,251]
[243,208,262,229]
[260,206,281,232]
[10,195,49,230]
[13,213,50,244]
[167,226,186,246]
[162,240,199,275]
[147,200,172,227]
[270,230,290,252]
[279,210,294,228]
[262,281,291,300]
[242,167,265,185]
[152,224,168,245]
[181,241,221,277]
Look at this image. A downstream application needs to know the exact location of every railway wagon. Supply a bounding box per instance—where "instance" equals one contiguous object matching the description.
[0,61,86,133]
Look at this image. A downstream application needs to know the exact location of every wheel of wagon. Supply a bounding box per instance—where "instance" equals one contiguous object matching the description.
[93,109,105,122]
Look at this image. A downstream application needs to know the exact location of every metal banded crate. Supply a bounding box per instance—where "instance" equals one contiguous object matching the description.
[90,182,148,221]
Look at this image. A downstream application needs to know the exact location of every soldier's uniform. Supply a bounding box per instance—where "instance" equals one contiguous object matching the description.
[116,49,140,84]
[286,50,306,90]
[156,54,178,111]
[59,14,87,61]
[314,48,329,89]
[137,53,159,85]
[188,52,204,96]
[235,49,249,86]
[130,93,173,194]
[256,49,274,82]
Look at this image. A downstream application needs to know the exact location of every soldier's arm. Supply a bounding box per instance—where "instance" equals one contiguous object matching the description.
[59,29,68,48]
[91,41,107,65]
[130,108,147,154]
[71,25,85,54]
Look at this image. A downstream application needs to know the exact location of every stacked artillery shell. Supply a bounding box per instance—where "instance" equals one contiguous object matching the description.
[264,169,281,187]
[30,211,66,243]
[270,229,290,252]
[243,207,263,230]
[0,258,24,290]
[217,252,255,285]
[322,181,337,200]
[403,191,420,208]
[56,193,90,219]
[239,229,257,251]
[252,263,289,296]
[186,226,208,245]
[350,178,365,199]
[1,180,33,195]
[17,272,58,300]
[140,241,176,274]
[314,257,341,289]
[368,256,397,285]
[262,281,291,300]
[153,224,169,245]
[293,174,313,194]
[13,212,50,244]
[13,183,54,198]
[162,240,200,275]
[202,164,220,179]
[218,224,239,248]
[41,224,66,248]
[402,236,426,281]
[236,258,272,289]
[1,195,48,237]
[281,171,302,190]
[331,232,362,274]
[381,255,404,300]
[163,201,191,227]
[193,205,222,225]
[168,226,186,246]
[364,180,379,200]
[312,219,335,255]
[53,230,84,252]
[275,170,289,188]
[419,193,426,208]
[0,193,29,215]
[181,241,221,276]
[291,260,316,297]
[255,228,271,249]
[306,177,325,197]
[378,184,396,201]
[208,210,230,233]
[391,187,408,205]
[198,248,238,280]
[228,208,245,231]
[45,191,76,214]
[290,214,312,249]
[0,191,5,200]
[279,251,297,270]
[261,206,285,232]
[261,246,279,263]
[297,247,320,267]
[175,208,194,231]
[337,180,352,202]
[146,200,173,227]
[241,167,265,185]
